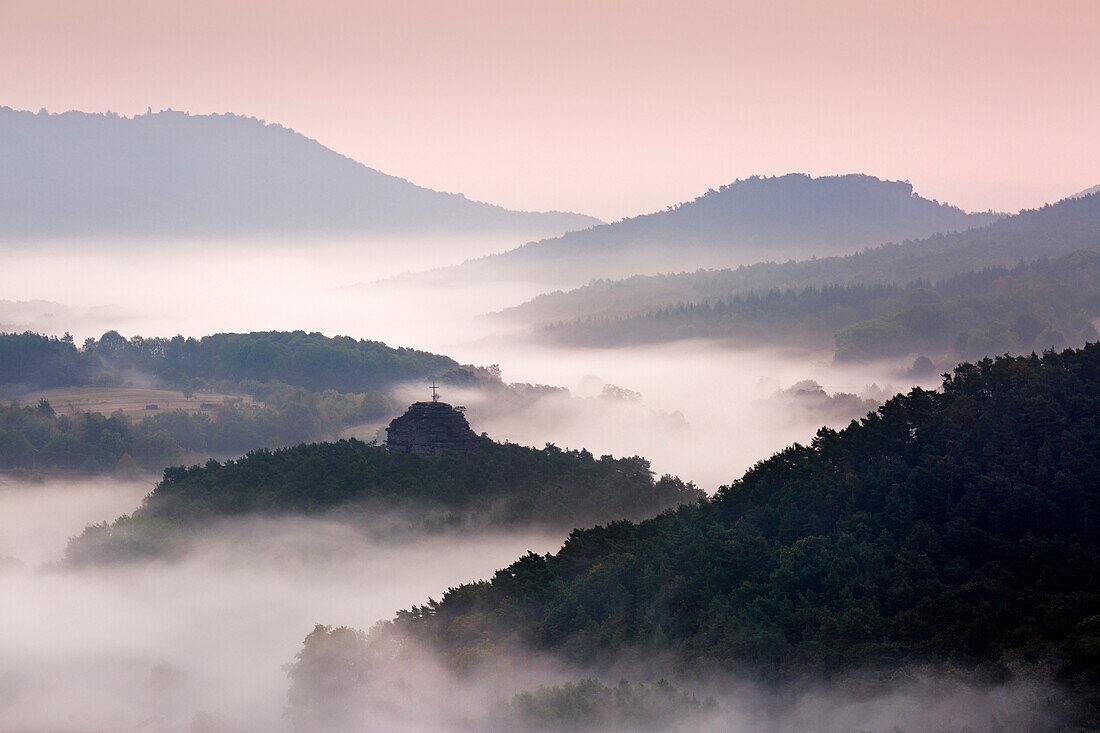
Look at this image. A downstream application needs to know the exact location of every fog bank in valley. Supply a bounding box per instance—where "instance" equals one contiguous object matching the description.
[0,477,565,732]
[0,477,150,566]
[0,235,952,731]
[286,623,1063,733]
[435,341,916,489]
[1,237,921,491]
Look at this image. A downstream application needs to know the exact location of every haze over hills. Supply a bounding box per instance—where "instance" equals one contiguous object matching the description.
[503,192,1100,326]
[423,174,1001,286]
[0,107,601,240]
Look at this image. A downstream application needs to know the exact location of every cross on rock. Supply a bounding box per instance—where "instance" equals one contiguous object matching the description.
[430,380,440,402]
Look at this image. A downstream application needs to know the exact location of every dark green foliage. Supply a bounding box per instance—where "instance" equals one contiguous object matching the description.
[0,387,364,474]
[540,252,1100,361]
[87,330,458,394]
[385,346,1100,688]
[66,438,703,561]
[0,329,460,473]
[0,403,142,472]
[0,332,97,389]
[143,439,699,526]
[0,330,567,478]
[509,678,710,730]
[0,329,456,395]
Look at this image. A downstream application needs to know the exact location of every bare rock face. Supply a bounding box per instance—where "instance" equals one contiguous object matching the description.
[385,401,480,457]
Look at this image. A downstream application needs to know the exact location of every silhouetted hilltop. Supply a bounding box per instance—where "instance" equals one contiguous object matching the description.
[505,192,1100,325]
[438,174,999,284]
[0,107,600,239]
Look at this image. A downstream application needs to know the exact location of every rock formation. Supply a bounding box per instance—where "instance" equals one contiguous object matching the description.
[385,400,481,457]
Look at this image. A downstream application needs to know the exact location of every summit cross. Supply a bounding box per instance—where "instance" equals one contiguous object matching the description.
[430,380,440,402]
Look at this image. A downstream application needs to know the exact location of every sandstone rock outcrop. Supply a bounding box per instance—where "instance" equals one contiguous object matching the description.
[385,401,480,457]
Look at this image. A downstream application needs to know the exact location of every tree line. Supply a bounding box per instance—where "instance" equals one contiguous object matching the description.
[66,438,704,563]
[0,384,388,475]
[540,252,1100,361]
[0,329,458,393]
[293,345,1100,728]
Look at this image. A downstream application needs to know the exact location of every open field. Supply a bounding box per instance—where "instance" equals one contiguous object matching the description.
[13,386,256,418]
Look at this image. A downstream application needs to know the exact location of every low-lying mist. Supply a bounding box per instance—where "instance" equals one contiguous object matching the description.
[2,235,926,491]
[286,622,1065,733]
[429,341,919,489]
[0,235,960,731]
[0,480,1069,732]
[0,236,550,347]
[0,477,565,732]
[0,477,150,566]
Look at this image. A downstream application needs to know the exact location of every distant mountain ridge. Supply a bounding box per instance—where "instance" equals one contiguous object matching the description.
[0,107,600,239]
[435,173,1001,285]
[503,192,1100,325]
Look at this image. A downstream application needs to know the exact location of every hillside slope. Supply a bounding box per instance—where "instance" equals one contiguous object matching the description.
[437,174,999,285]
[403,346,1100,671]
[506,192,1100,325]
[66,438,703,562]
[300,346,1100,729]
[0,107,599,239]
[537,251,1100,361]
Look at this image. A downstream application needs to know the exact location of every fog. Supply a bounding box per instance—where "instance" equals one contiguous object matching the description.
[0,477,565,732]
[439,340,912,489]
[0,477,150,566]
[1,237,924,490]
[284,623,1063,733]
[1,235,948,730]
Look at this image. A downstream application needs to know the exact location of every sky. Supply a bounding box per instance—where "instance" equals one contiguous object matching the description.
[2,0,1098,222]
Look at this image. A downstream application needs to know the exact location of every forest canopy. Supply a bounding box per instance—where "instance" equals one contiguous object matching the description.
[0,329,458,393]
[505,192,1100,329]
[539,252,1100,361]
[0,330,542,476]
[292,345,1100,728]
[66,438,704,563]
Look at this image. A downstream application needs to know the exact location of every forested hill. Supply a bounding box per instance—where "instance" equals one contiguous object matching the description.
[0,331,576,477]
[0,330,459,393]
[66,439,703,562]
[316,346,1100,722]
[0,107,599,239]
[505,192,1100,325]
[539,251,1100,362]
[434,174,998,285]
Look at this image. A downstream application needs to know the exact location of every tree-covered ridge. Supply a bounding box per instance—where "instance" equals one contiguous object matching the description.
[66,438,703,562]
[0,331,574,477]
[0,332,96,389]
[539,252,1100,361]
[504,192,1100,325]
[0,384,376,475]
[351,346,1100,696]
[0,329,458,393]
[90,330,460,394]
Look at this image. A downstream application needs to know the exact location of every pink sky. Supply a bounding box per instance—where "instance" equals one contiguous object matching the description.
[2,0,1098,221]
